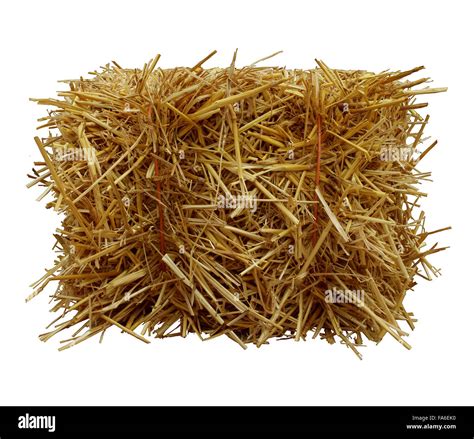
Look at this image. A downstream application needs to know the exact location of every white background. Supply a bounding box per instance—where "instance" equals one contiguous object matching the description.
[0,0,472,405]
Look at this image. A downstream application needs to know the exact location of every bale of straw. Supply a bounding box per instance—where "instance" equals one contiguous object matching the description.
[28,53,448,356]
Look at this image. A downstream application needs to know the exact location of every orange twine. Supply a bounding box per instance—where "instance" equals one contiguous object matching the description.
[148,105,166,263]
[313,114,322,246]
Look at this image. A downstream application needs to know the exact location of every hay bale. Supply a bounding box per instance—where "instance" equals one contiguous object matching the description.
[28,52,448,356]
